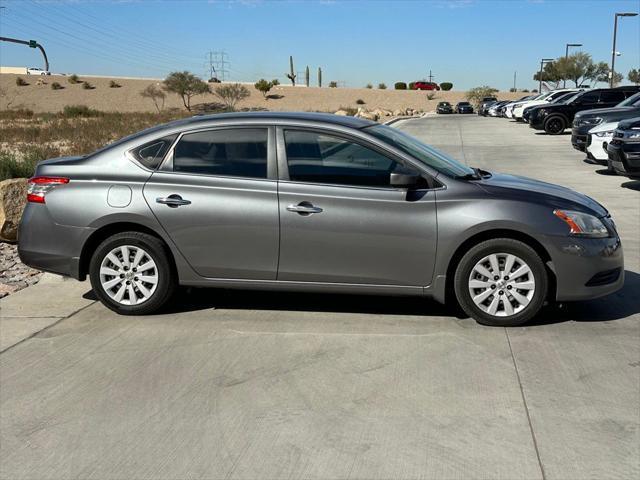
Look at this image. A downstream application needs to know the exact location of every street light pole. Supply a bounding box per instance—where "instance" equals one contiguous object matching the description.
[611,12,638,88]
[563,43,582,88]
[539,58,554,93]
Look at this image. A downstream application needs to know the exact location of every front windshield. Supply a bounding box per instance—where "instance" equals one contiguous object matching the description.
[562,91,584,104]
[551,92,576,103]
[365,124,475,178]
[617,92,640,107]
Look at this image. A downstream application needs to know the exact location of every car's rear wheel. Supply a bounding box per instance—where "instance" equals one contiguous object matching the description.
[454,238,548,326]
[89,232,176,315]
[543,116,566,135]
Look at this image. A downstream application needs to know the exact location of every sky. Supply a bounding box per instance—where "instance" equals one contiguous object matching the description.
[0,0,639,91]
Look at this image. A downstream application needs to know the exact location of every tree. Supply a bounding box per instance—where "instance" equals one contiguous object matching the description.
[140,84,166,113]
[214,83,250,110]
[628,69,640,85]
[254,79,274,98]
[439,82,453,91]
[533,61,563,89]
[466,86,499,106]
[163,71,210,111]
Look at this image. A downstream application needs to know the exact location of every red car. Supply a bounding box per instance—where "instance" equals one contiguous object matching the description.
[413,81,440,91]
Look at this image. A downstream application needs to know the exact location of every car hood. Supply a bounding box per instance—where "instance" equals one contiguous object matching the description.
[473,172,607,216]
[576,106,640,120]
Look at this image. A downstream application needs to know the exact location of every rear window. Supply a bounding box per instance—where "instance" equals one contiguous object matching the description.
[131,135,177,169]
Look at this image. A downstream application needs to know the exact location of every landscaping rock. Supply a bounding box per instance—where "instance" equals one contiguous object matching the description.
[0,178,27,242]
[334,109,350,116]
[0,242,42,298]
[393,109,405,116]
[355,108,378,121]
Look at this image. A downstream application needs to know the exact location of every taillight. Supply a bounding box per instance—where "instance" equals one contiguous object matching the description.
[27,176,69,203]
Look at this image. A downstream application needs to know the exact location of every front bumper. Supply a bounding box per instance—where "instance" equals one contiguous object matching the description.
[571,131,589,151]
[544,233,624,301]
[17,204,92,280]
[586,135,611,163]
[607,141,640,178]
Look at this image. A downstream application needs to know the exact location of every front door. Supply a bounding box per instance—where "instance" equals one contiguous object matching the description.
[276,128,437,287]
[143,127,279,280]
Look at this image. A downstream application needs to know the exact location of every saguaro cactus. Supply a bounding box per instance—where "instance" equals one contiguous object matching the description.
[318,67,322,87]
[286,56,296,86]
[305,66,310,87]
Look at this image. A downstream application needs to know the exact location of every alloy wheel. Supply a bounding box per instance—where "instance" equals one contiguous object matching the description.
[99,245,158,305]
[467,253,535,317]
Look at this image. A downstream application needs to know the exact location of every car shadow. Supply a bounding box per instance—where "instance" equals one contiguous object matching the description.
[595,168,617,176]
[534,131,572,136]
[621,180,640,191]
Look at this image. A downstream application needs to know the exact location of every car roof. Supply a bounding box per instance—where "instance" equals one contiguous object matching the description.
[178,111,376,129]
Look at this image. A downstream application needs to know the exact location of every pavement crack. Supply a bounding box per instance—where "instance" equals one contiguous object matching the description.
[505,327,547,480]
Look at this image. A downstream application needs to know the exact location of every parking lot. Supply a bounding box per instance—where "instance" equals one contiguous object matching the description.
[1,114,639,480]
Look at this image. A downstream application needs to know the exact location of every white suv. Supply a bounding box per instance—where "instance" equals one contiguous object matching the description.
[511,89,582,121]
[26,67,50,75]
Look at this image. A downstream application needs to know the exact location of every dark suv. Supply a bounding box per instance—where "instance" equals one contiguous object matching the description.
[607,117,640,178]
[571,92,640,151]
[529,86,640,134]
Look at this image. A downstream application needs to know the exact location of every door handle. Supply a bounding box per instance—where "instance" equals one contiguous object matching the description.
[286,202,323,215]
[156,194,191,208]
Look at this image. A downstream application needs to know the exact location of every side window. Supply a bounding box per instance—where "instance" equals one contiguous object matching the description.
[284,130,406,188]
[600,91,625,103]
[131,135,177,169]
[172,128,268,179]
[578,92,599,104]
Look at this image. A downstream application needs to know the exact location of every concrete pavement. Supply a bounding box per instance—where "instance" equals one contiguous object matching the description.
[1,115,638,479]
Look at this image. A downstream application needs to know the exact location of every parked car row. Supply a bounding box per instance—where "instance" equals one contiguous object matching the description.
[482,86,640,180]
[436,101,474,114]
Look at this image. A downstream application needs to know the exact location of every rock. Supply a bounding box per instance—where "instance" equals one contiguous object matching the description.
[334,109,350,116]
[0,178,28,242]
[393,109,405,116]
[381,109,393,117]
[354,108,378,121]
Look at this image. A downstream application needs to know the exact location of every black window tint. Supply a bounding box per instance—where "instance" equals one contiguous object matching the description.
[131,135,177,169]
[600,90,625,103]
[173,128,268,178]
[578,92,599,104]
[284,130,403,188]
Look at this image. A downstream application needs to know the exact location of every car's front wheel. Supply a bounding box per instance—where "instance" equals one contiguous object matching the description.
[89,232,176,315]
[543,116,566,135]
[454,238,548,326]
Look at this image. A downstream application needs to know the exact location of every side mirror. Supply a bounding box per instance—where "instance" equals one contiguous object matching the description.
[390,172,421,188]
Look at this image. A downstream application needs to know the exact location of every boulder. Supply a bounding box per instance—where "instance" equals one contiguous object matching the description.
[356,110,378,121]
[0,178,27,242]
[334,109,350,116]
[393,109,405,116]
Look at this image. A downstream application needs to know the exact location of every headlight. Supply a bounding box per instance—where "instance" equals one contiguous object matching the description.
[580,117,603,126]
[553,210,609,238]
[594,130,614,138]
[622,130,640,141]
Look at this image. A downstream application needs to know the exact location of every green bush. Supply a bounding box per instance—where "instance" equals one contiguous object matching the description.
[68,74,80,84]
[365,83,373,89]
[109,80,121,88]
[509,87,517,92]
[51,82,63,90]
[82,81,94,90]
[466,85,500,106]
[271,78,280,86]
[394,82,407,90]
[62,105,103,118]
[378,83,387,90]
[254,78,274,98]
[355,99,365,105]
[440,82,453,91]
[522,89,530,92]
[329,81,338,88]
[408,82,416,90]
[16,77,28,86]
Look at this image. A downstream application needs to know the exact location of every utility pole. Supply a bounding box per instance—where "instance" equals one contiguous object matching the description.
[427,69,434,83]
[513,71,517,91]
[610,12,638,87]
[563,43,582,88]
[538,58,553,93]
[205,50,230,82]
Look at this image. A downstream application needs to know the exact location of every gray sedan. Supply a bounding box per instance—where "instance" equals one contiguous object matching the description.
[18,112,623,326]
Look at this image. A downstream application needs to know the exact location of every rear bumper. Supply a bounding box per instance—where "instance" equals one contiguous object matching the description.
[544,233,624,301]
[18,204,92,280]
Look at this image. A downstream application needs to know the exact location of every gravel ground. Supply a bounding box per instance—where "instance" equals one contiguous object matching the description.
[0,242,42,298]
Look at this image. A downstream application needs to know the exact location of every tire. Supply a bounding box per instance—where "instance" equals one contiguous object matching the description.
[89,231,176,315]
[454,238,548,327]
[543,115,566,135]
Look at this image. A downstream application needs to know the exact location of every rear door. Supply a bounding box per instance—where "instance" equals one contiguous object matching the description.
[276,127,437,287]
[143,126,279,280]
[599,90,626,107]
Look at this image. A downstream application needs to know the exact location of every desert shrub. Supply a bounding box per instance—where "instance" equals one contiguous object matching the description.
[254,78,274,98]
[329,81,338,88]
[15,77,28,86]
[338,106,358,116]
[0,152,36,180]
[109,80,121,88]
[214,83,250,110]
[408,82,416,90]
[271,79,280,86]
[164,71,211,111]
[0,109,34,120]
[140,84,166,113]
[50,82,63,90]
[426,92,436,100]
[394,82,407,90]
[509,87,517,92]
[378,83,387,90]
[355,99,365,105]
[522,89,530,92]
[440,82,453,91]
[62,105,102,118]
[68,74,80,84]
[466,85,499,106]
[365,83,373,89]
[82,81,94,90]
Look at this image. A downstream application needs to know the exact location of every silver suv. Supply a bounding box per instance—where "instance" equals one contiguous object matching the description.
[18,112,623,326]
